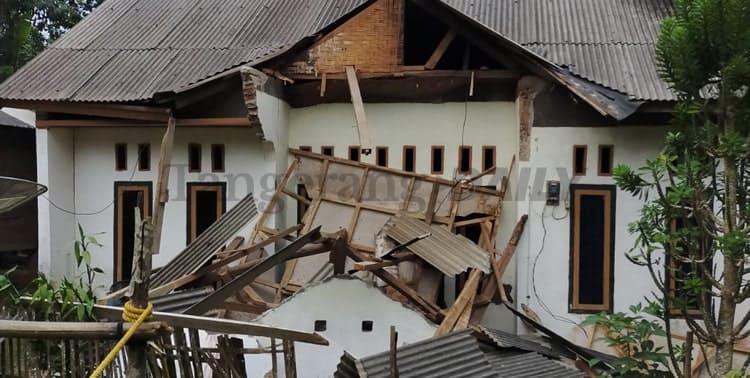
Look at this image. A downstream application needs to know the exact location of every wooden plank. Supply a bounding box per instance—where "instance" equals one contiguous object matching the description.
[174,328,194,378]
[436,270,481,336]
[352,255,417,272]
[390,326,399,378]
[344,66,373,152]
[36,117,252,128]
[92,304,328,346]
[150,224,303,296]
[425,29,457,70]
[184,227,322,316]
[283,340,297,378]
[0,100,171,122]
[285,69,520,81]
[0,320,170,339]
[424,182,440,224]
[151,115,177,255]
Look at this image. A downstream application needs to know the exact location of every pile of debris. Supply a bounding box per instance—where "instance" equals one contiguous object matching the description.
[119,149,523,335]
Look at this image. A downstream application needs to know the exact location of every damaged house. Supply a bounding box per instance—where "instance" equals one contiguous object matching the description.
[1,0,721,372]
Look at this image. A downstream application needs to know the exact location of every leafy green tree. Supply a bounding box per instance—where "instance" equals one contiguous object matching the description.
[607,0,750,376]
[0,0,101,80]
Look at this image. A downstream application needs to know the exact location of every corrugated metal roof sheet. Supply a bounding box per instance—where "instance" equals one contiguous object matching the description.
[151,287,214,313]
[478,326,560,358]
[0,111,32,128]
[483,351,582,378]
[381,213,490,276]
[0,0,368,103]
[336,331,498,378]
[334,330,584,378]
[441,0,675,101]
[150,193,258,288]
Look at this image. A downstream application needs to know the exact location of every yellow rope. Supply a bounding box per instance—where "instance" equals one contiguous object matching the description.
[89,301,153,378]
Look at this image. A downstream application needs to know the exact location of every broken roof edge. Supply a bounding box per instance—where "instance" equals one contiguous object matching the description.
[251,274,440,327]
[417,0,643,121]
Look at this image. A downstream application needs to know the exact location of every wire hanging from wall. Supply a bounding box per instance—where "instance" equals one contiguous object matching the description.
[42,144,148,216]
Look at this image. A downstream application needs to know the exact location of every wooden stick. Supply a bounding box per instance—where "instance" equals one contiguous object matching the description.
[0,320,171,340]
[345,66,373,153]
[283,340,297,378]
[390,326,399,378]
[151,114,176,255]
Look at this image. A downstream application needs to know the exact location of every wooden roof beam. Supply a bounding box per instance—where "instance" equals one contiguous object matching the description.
[0,100,171,122]
[425,29,457,70]
[345,66,373,155]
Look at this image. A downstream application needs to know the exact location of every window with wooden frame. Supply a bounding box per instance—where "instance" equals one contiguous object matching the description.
[321,146,334,157]
[667,217,712,316]
[186,183,226,243]
[348,146,361,162]
[570,185,616,313]
[137,143,150,171]
[573,145,588,176]
[299,146,312,152]
[211,144,225,172]
[114,182,152,284]
[115,143,128,171]
[403,146,416,172]
[482,146,496,171]
[598,145,614,176]
[376,147,388,167]
[458,145,472,174]
[431,146,444,174]
[188,143,202,172]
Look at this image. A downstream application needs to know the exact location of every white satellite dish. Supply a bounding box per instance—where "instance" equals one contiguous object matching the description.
[0,177,48,214]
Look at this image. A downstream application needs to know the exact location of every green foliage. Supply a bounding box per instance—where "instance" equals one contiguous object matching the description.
[0,0,102,81]
[613,0,750,375]
[582,304,673,377]
[0,223,103,321]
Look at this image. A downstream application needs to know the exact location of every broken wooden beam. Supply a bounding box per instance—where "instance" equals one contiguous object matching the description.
[183,227,322,316]
[344,66,373,154]
[435,269,481,336]
[92,303,328,346]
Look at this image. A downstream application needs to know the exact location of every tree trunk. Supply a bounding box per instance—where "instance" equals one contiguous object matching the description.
[715,113,740,375]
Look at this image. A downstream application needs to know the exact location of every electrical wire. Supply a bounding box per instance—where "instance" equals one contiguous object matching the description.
[41,144,146,216]
[531,202,588,335]
[433,78,473,213]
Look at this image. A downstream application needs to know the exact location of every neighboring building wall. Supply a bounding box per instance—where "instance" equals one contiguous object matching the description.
[37,128,76,279]
[283,0,404,74]
[39,127,272,292]
[245,277,437,378]
[514,125,669,344]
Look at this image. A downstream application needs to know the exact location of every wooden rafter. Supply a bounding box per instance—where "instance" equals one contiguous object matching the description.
[1,100,171,122]
[36,117,252,128]
[425,29,458,70]
[344,66,373,154]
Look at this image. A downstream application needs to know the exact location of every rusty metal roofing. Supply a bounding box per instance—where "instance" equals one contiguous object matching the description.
[0,111,31,128]
[334,330,583,378]
[150,193,258,288]
[381,213,490,276]
[441,0,675,101]
[0,0,368,103]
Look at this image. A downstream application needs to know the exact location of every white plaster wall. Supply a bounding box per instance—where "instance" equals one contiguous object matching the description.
[286,102,520,332]
[245,277,437,378]
[515,125,671,343]
[37,128,76,279]
[2,107,35,126]
[66,127,273,292]
[256,89,291,230]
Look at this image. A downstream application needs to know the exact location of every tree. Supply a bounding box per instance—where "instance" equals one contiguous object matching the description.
[609,0,750,376]
[0,0,101,81]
